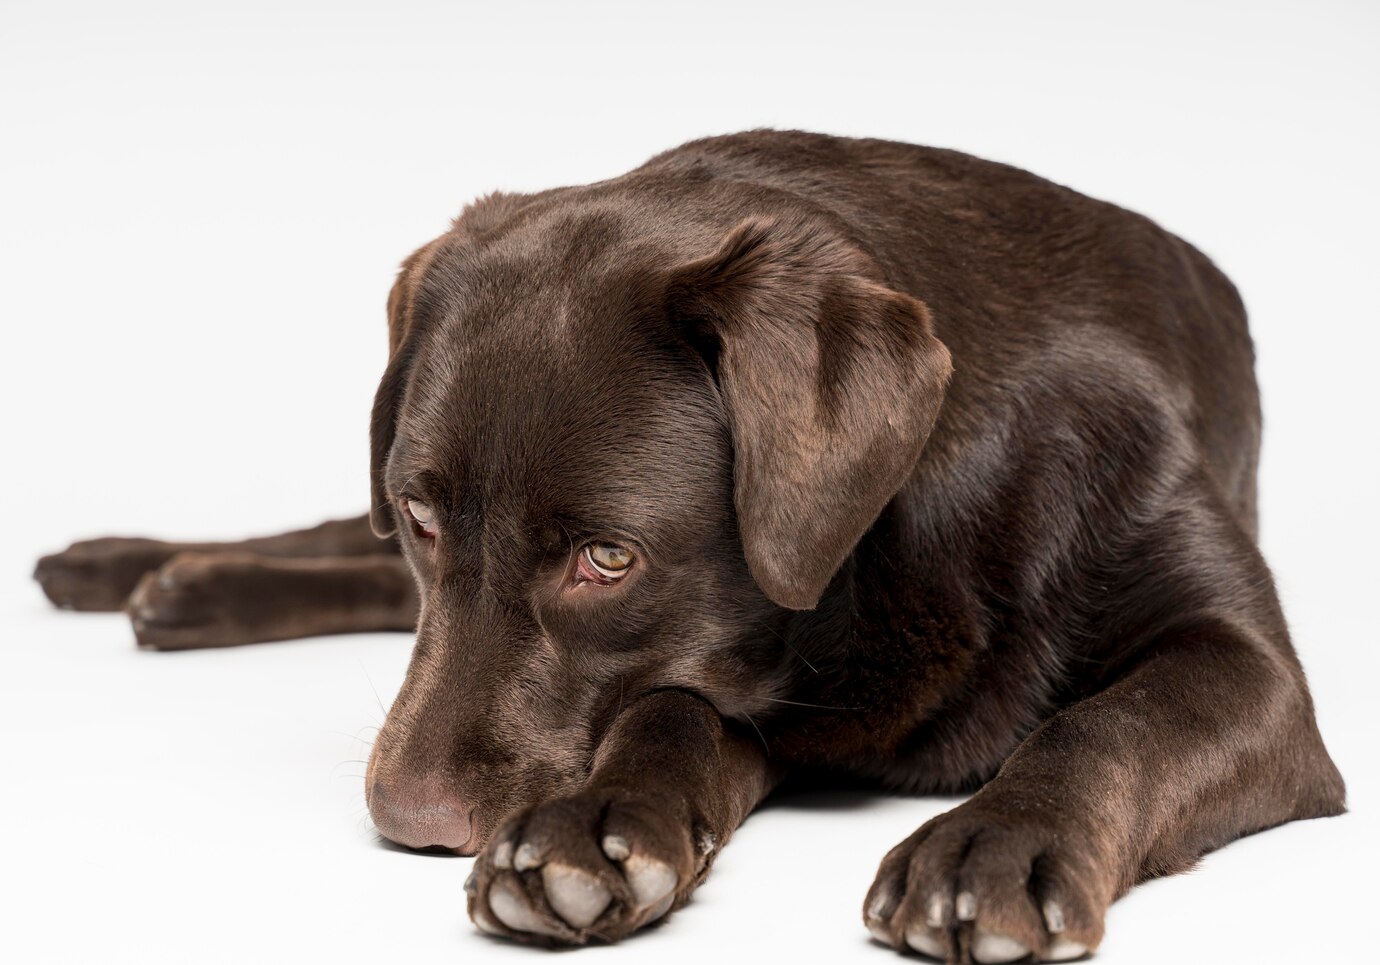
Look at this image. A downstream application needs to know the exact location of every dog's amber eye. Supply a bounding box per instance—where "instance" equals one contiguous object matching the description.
[404,498,438,538]
[579,543,634,582]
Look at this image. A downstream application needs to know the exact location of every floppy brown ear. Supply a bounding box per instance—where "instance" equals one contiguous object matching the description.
[369,241,440,537]
[370,194,534,537]
[668,218,952,609]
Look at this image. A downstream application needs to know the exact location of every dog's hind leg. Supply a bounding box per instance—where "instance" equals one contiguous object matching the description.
[33,514,393,612]
[125,552,417,650]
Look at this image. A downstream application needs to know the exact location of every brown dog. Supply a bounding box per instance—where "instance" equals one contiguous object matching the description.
[34,130,1344,963]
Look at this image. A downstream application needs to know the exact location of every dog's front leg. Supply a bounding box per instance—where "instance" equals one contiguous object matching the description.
[865,619,1344,964]
[467,689,775,945]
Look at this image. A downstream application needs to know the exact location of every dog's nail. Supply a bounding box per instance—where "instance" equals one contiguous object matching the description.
[464,868,478,895]
[697,832,716,855]
[866,888,893,923]
[159,571,176,590]
[472,908,504,935]
[864,885,896,943]
[1044,938,1089,961]
[1043,899,1066,934]
[955,890,977,922]
[488,881,562,937]
[513,842,543,871]
[491,840,513,869]
[625,854,677,907]
[541,862,611,929]
[926,893,947,928]
[904,922,945,959]
[867,920,895,946]
[971,927,1029,964]
[601,834,631,861]
[643,892,674,924]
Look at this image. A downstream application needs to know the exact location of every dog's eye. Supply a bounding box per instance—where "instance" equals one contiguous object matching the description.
[578,543,635,583]
[404,498,438,538]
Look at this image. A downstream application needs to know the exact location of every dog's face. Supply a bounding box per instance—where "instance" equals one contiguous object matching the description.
[365,201,952,853]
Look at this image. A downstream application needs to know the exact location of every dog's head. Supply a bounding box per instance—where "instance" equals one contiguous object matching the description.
[365,194,951,853]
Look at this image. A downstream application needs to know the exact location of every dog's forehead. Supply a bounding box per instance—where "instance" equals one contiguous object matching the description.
[394,298,723,521]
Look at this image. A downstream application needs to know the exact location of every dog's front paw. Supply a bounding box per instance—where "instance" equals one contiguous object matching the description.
[467,787,712,945]
[864,800,1110,963]
[34,537,176,611]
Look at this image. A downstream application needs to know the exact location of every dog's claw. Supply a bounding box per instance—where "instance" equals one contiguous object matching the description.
[926,893,948,928]
[865,885,899,944]
[1045,938,1090,961]
[601,834,630,861]
[513,842,544,871]
[1043,899,1066,934]
[473,907,504,935]
[491,839,513,869]
[464,868,478,895]
[542,862,612,928]
[955,890,978,922]
[866,889,893,924]
[972,927,1029,963]
[868,920,895,945]
[904,922,945,959]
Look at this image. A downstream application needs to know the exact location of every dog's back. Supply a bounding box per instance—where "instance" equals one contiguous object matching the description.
[509,130,1261,537]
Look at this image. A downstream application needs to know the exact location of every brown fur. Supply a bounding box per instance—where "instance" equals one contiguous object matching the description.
[35,131,1343,962]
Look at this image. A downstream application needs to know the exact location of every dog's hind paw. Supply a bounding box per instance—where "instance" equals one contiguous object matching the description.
[34,537,177,612]
[467,787,705,945]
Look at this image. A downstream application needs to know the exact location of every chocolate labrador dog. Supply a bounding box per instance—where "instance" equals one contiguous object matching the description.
[35,130,1344,963]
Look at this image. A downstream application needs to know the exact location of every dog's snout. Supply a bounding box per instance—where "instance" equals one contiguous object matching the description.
[369,780,477,854]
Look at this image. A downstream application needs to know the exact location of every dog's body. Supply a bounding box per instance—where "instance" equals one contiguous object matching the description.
[36,131,1343,963]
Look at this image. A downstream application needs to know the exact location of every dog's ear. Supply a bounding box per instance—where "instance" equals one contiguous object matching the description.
[369,242,439,538]
[667,218,952,609]
[371,195,533,537]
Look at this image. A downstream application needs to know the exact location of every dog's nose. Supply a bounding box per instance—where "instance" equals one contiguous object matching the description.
[369,780,476,854]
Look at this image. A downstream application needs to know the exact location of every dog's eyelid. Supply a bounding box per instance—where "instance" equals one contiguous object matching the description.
[401,496,440,538]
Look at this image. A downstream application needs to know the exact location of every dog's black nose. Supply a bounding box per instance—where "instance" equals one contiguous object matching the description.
[369,780,476,854]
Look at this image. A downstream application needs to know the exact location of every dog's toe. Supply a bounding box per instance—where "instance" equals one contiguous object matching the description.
[468,788,699,944]
[903,923,945,959]
[33,537,172,612]
[488,880,565,938]
[971,927,1030,963]
[864,802,1107,963]
[542,863,612,928]
[623,853,677,908]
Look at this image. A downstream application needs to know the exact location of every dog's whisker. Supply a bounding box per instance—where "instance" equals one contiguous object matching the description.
[746,615,821,674]
[740,711,769,755]
[328,728,378,748]
[757,696,860,711]
[358,658,390,719]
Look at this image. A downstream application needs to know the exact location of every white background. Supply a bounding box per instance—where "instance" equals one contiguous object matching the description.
[2,1,1376,962]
